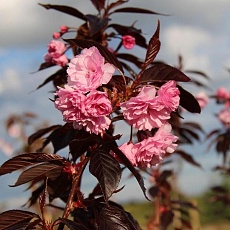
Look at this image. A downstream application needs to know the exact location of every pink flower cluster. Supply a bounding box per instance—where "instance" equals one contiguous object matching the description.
[122,35,136,49]
[121,81,180,131]
[119,124,178,167]
[44,40,68,67]
[55,47,115,134]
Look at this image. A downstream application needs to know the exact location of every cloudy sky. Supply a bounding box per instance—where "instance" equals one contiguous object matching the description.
[0,0,230,208]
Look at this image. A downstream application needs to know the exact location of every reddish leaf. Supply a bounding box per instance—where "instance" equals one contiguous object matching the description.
[38,4,86,21]
[142,20,161,70]
[90,0,106,11]
[139,63,191,83]
[105,0,128,15]
[89,147,121,201]
[28,125,62,146]
[0,210,41,230]
[65,38,124,74]
[0,152,63,176]
[13,162,63,187]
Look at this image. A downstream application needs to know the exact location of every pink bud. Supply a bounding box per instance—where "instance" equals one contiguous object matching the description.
[53,32,61,39]
[60,25,69,33]
[122,35,136,49]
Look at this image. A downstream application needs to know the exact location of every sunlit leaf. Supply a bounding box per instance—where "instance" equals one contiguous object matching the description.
[142,20,161,70]
[0,210,41,230]
[13,162,63,187]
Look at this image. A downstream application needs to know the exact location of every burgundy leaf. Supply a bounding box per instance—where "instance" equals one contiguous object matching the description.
[28,125,62,146]
[35,62,55,71]
[90,0,106,11]
[116,53,143,68]
[65,38,124,74]
[160,210,174,229]
[41,123,76,153]
[178,85,201,113]
[0,210,41,230]
[38,4,86,21]
[56,218,88,230]
[142,20,160,70]
[13,162,64,187]
[157,170,173,184]
[112,7,167,15]
[175,150,202,168]
[0,152,63,176]
[148,186,159,198]
[107,75,129,93]
[105,0,128,14]
[85,15,110,36]
[111,145,149,201]
[36,68,67,90]
[139,63,191,83]
[89,147,121,201]
[98,205,140,230]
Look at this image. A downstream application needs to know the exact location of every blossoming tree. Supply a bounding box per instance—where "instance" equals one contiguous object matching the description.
[0,0,203,229]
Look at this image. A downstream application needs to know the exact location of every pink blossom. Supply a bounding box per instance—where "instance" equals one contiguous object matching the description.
[67,46,115,93]
[55,85,86,123]
[216,87,230,100]
[122,35,136,49]
[195,92,209,109]
[44,40,68,66]
[119,124,178,168]
[76,90,112,134]
[119,142,138,166]
[121,85,177,131]
[157,80,180,111]
[55,87,112,134]
[218,109,230,128]
[0,139,13,157]
[53,32,61,39]
[60,25,69,33]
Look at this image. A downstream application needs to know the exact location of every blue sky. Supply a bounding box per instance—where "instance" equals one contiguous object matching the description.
[0,0,230,208]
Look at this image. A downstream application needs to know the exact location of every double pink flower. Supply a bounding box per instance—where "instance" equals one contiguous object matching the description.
[119,124,178,168]
[55,46,115,134]
[121,81,180,131]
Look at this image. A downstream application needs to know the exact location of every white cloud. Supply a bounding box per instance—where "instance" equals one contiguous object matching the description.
[0,68,22,94]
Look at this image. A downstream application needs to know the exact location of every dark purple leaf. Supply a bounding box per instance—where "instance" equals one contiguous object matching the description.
[185,70,210,79]
[0,152,63,176]
[111,145,149,201]
[0,210,41,230]
[85,14,110,36]
[116,53,143,68]
[89,147,121,201]
[13,162,63,187]
[38,4,86,21]
[138,63,191,83]
[178,85,201,113]
[90,0,106,11]
[56,218,88,230]
[142,20,161,70]
[65,38,124,74]
[160,210,174,230]
[109,24,147,48]
[148,186,159,198]
[175,150,202,168]
[105,0,128,15]
[41,123,76,153]
[35,62,55,71]
[112,7,167,15]
[36,68,67,90]
[28,125,62,146]
[98,205,140,230]
[157,170,173,184]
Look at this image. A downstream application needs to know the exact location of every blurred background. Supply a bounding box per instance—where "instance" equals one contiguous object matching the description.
[0,0,230,228]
